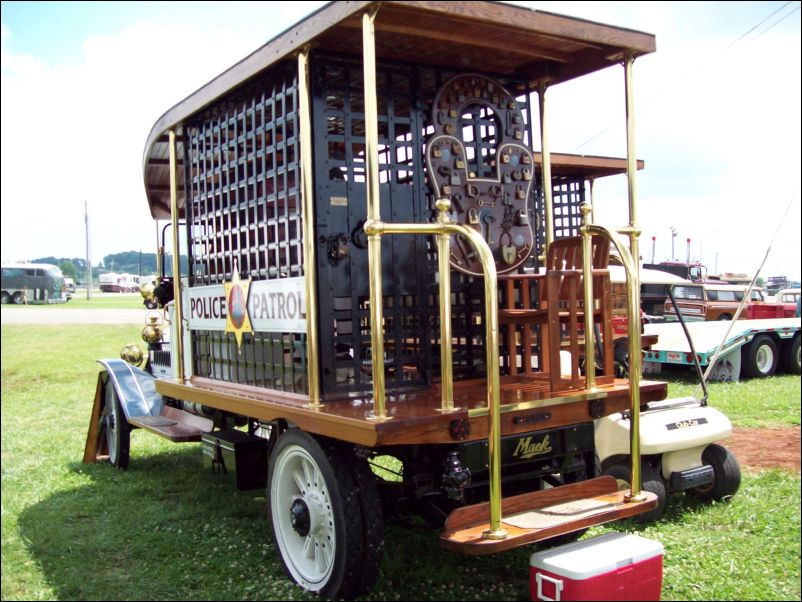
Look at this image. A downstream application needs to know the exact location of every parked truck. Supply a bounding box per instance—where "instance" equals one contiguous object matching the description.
[82,3,723,598]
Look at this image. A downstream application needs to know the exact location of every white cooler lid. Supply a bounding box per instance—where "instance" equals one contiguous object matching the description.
[530,532,664,580]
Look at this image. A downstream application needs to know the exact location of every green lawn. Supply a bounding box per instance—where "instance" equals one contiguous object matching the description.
[2,325,800,601]
[0,292,145,310]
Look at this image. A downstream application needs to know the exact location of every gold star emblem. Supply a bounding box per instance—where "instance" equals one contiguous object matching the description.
[224,262,252,352]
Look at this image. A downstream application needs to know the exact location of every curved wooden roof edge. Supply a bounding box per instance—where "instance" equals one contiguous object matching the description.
[143,0,656,219]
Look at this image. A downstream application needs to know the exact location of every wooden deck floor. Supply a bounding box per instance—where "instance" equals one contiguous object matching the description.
[157,375,668,447]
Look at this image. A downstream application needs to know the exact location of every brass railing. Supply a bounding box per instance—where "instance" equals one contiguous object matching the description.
[580,205,646,501]
[363,202,507,540]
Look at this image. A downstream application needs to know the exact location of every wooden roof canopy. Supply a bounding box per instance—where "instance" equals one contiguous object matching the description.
[143,0,656,219]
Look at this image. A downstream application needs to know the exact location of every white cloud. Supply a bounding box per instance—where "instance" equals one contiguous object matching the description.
[2,1,799,280]
[1,18,262,264]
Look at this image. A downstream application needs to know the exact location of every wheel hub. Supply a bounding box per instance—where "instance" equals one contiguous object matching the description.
[290,498,311,536]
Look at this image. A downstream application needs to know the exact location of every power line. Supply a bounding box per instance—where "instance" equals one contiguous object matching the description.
[574,1,800,152]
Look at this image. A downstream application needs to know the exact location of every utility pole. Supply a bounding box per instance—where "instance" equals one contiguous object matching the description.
[85,201,92,300]
[670,227,678,260]
[651,236,656,263]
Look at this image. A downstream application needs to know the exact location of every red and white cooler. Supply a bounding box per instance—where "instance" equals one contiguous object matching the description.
[530,532,664,601]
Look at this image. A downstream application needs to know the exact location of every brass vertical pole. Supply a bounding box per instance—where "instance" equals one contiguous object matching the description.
[624,53,640,259]
[538,81,554,253]
[623,51,644,501]
[362,8,390,421]
[580,206,597,390]
[479,240,504,541]
[436,199,455,413]
[168,128,186,383]
[298,47,322,409]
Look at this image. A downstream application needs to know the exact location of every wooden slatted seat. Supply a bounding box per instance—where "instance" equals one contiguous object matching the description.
[499,235,614,392]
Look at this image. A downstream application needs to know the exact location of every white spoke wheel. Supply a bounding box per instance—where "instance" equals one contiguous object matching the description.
[268,430,382,599]
[101,376,130,469]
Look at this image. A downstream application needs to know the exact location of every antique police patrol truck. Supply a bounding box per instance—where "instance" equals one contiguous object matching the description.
[81,2,700,598]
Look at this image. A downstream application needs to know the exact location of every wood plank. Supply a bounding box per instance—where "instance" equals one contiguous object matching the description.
[342,19,575,63]
[387,2,655,53]
[444,475,619,532]
[82,372,106,463]
[127,405,216,443]
[440,476,658,555]
[156,375,666,447]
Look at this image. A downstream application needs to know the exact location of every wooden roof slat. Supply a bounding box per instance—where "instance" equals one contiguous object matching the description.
[391,1,655,55]
[342,20,575,64]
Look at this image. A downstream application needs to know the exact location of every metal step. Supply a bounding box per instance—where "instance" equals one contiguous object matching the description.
[440,476,657,555]
[128,406,213,442]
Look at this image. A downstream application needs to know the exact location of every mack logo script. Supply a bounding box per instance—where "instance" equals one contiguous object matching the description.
[512,435,553,459]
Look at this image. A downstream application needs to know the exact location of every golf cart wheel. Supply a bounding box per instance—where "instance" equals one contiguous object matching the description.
[686,443,741,503]
[101,376,130,469]
[603,461,666,523]
[268,429,380,600]
[742,334,778,378]
[613,338,629,378]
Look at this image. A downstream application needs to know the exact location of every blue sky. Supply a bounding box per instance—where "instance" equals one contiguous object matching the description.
[2,1,800,280]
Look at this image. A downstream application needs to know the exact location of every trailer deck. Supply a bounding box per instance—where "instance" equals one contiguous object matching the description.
[644,318,800,380]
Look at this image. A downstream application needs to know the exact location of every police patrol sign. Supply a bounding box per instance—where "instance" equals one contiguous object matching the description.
[188,276,306,350]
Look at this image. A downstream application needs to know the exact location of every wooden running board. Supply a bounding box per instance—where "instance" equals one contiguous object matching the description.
[128,406,213,442]
[440,476,657,555]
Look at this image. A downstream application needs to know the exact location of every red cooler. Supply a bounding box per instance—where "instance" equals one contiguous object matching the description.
[530,532,663,601]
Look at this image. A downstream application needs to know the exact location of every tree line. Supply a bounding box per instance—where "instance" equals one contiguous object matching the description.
[31,251,186,284]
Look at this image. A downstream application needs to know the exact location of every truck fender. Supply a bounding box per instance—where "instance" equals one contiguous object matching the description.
[97,358,164,420]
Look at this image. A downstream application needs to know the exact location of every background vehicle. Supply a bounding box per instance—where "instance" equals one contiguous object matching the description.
[596,396,741,523]
[644,260,708,282]
[99,272,139,292]
[610,264,692,317]
[1,262,68,304]
[84,3,668,598]
[745,287,799,319]
[664,282,749,321]
[644,318,800,379]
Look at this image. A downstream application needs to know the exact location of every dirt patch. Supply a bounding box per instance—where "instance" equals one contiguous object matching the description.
[724,426,801,472]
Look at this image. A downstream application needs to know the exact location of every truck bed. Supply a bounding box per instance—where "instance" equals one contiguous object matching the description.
[644,318,800,366]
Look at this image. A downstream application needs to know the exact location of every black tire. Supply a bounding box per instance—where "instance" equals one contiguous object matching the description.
[781,335,801,375]
[686,443,741,503]
[717,313,732,321]
[101,377,130,469]
[12,291,24,304]
[742,334,778,378]
[613,338,629,378]
[268,430,376,599]
[343,446,384,596]
[0,291,10,304]
[603,461,666,523]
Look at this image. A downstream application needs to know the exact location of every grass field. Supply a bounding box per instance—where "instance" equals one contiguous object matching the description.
[1,324,800,601]
[0,292,144,310]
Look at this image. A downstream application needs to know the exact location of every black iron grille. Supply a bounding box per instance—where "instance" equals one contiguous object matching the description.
[184,62,307,393]
[312,54,536,398]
